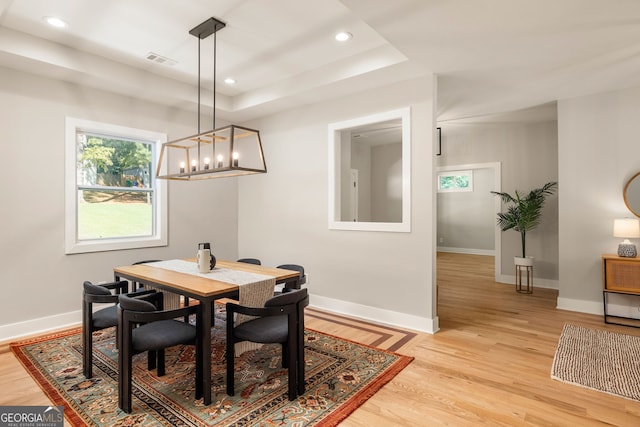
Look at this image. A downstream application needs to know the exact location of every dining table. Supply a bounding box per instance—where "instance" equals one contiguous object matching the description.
[113,259,300,406]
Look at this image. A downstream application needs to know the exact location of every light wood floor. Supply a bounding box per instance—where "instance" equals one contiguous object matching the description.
[2,253,640,426]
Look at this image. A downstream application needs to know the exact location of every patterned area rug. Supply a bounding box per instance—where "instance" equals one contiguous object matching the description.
[11,308,412,426]
[551,324,640,401]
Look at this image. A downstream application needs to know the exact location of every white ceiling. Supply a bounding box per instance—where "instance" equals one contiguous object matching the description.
[1,0,640,123]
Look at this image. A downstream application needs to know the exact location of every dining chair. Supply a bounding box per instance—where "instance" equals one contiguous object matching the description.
[226,288,309,400]
[117,293,200,413]
[237,258,262,265]
[82,280,155,379]
[275,264,307,294]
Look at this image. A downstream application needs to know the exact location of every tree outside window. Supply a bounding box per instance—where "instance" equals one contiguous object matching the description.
[65,117,167,254]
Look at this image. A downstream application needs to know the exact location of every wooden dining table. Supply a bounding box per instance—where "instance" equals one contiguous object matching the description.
[113,259,300,406]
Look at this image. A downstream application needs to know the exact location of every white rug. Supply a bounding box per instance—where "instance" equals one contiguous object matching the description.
[551,324,640,401]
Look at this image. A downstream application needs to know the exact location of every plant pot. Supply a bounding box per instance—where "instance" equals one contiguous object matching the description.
[514,256,534,267]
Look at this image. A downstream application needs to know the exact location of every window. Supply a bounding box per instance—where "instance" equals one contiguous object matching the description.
[437,170,473,193]
[65,117,167,254]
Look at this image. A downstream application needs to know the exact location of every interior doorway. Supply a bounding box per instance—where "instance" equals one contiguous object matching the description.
[436,162,502,282]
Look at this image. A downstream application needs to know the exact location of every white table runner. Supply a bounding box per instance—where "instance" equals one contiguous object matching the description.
[147,259,273,284]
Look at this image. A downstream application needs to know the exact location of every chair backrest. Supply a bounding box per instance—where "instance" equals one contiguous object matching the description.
[118,294,157,312]
[276,264,307,288]
[83,281,112,296]
[237,258,261,265]
[277,264,305,276]
[264,288,308,308]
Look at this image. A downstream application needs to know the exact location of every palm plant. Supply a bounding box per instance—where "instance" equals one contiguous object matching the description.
[491,182,557,258]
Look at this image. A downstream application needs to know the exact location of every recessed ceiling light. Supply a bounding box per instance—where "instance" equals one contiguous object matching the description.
[44,16,68,29]
[335,31,352,42]
[224,78,236,85]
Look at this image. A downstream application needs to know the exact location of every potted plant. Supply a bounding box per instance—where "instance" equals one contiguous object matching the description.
[491,182,557,266]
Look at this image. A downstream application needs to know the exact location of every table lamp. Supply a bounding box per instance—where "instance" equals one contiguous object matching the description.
[613,218,640,257]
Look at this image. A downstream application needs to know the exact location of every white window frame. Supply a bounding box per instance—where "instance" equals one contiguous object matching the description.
[65,117,168,254]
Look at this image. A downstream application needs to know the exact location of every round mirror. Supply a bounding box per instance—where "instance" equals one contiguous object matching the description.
[624,172,640,217]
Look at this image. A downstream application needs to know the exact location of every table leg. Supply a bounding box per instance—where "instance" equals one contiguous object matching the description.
[200,298,212,405]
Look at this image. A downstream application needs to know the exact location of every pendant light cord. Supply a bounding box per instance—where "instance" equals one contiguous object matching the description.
[213,31,217,130]
[197,37,201,134]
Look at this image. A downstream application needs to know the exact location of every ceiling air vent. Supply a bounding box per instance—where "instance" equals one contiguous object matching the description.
[145,52,177,66]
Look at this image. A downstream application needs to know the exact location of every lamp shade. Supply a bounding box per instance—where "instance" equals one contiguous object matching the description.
[613,218,640,238]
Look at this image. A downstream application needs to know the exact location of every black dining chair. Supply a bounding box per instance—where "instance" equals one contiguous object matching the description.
[82,280,155,379]
[275,264,307,294]
[226,288,309,400]
[117,293,200,413]
[237,258,262,265]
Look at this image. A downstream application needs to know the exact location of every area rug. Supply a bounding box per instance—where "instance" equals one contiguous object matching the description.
[551,323,640,401]
[11,309,412,426]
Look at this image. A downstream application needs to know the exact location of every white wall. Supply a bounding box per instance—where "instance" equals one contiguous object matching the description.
[236,76,438,332]
[558,87,640,316]
[0,66,239,339]
[436,121,559,282]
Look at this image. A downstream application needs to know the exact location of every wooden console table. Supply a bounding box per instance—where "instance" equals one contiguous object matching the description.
[602,254,640,327]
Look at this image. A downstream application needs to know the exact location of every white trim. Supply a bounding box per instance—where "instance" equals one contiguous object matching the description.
[310,293,438,334]
[0,310,81,342]
[556,297,602,315]
[437,247,495,256]
[65,117,168,254]
[328,107,411,233]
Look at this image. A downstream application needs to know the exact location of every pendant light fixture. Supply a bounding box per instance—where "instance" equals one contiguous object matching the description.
[156,17,267,180]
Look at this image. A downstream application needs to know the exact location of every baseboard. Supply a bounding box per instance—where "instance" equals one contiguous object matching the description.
[437,247,495,256]
[557,293,640,319]
[556,297,602,316]
[0,310,81,343]
[496,274,559,290]
[310,294,438,334]
[0,294,439,344]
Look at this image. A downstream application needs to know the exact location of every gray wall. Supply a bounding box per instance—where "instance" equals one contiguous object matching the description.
[236,76,438,331]
[371,142,402,222]
[436,121,559,281]
[558,87,640,316]
[0,66,239,336]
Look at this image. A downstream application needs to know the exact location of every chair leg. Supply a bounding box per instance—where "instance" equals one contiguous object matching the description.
[82,302,93,379]
[118,331,133,413]
[297,330,305,396]
[147,350,157,371]
[157,349,166,376]
[83,328,93,379]
[287,333,298,400]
